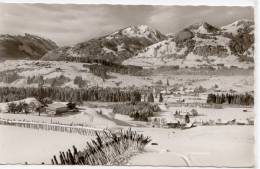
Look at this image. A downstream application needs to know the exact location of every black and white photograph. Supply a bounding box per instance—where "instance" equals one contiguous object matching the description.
[0,1,256,167]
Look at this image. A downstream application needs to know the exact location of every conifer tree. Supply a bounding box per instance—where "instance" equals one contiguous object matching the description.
[159,93,163,102]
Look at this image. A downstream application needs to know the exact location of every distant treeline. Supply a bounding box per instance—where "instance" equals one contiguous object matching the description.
[0,87,141,103]
[66,57,143,75]
[65,57,148,76]
[84,64,149,80]
[207,93,254,105]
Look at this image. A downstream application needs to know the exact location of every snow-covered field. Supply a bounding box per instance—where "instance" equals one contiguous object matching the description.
[159,104,254,123]
[0,106,117,129]
[127,126,254,167]
[0,125,95,164]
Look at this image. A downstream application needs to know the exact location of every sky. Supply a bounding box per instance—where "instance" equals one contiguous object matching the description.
[0,4,254,46]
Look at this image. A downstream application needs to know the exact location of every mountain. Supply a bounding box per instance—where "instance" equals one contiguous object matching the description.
[41,25,166,63]
[123,20,254,69]
[0,33,58,60]
[221,19,254,36]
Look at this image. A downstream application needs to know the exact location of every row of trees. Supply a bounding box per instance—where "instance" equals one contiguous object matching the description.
[112,102,160,121]
[84,63,146,81]
[65,57,145,76]
[7,101,45,116]
[207,93,254,105]
[143,93,163,102]
[0,87,142,103]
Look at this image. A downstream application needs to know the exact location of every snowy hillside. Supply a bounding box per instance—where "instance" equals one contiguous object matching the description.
[0,33,58,60]
[221,19,254,36]
[123,20,254,69]
[42,25,166,63]
[0,60,104,88]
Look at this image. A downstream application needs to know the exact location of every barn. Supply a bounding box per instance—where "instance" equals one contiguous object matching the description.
[46,102,68,116]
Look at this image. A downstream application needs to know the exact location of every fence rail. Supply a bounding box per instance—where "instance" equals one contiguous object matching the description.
[0,118,106,136]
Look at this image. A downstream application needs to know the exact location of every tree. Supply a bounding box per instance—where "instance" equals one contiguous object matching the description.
[8,102,17,114]
[23,102,29,114]
[40,97,53,105]
[38,75,44,88]
[159,93,163,102]
[36,105,45,116]
[29,102,37,113]
[166,79,170,86]
[16,102,24,113]
[147,93,154,102]
[67,102,76,109]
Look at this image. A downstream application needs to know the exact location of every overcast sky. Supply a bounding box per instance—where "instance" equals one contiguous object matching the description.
[0,4,254,46]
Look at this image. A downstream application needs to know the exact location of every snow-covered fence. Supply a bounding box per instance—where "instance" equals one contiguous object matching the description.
[51,128,151,165]
[0,118,105,136]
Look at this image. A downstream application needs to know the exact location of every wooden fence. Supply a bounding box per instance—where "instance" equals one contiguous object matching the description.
[51,128,151,165]
[0,118,106,136]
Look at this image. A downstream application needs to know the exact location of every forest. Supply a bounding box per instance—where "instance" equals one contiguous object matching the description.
[206,93,254,105]
[0,87,142,103]
[112,102,160,121]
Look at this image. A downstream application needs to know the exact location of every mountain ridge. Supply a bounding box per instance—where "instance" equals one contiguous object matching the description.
[0,33,58,60]
[41,25,166,63]
[123,20,254,69]
[0,20,254,69]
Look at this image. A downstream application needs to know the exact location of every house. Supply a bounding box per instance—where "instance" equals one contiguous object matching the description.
[46,102,68,116]
[149,117,167,127]
[165,119,181,128]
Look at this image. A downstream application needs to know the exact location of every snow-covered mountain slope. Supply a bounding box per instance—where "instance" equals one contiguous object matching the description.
[123,20,254,69]
[0,33,58,60]
[221,19,254,36]
[185,22,220,34]
[41,25,166,63]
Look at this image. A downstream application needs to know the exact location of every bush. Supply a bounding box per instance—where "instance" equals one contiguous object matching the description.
[8,102,17,113]
[191,109,198,116]
[8,101,30,114]
[39,97,53,105]
[147,93,154,102]
[73,76,86,88]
